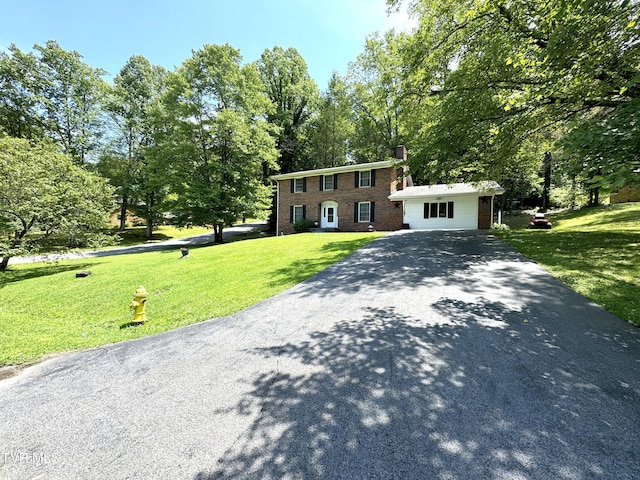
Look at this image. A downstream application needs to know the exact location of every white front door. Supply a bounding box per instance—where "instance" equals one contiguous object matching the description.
[321,201,338,228]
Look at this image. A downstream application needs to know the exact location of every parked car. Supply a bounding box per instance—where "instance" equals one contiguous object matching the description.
[528,212,552,229]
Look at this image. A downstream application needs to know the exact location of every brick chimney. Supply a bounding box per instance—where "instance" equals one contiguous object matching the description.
[393,145,411,190]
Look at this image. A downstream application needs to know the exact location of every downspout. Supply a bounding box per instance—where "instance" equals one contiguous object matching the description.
[276,181,280,235]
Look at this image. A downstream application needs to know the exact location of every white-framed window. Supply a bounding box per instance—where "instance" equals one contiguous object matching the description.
[358,202,371,222]
[423,201,454,219]
[292,205,305,223]
[323,175,334,191]
[359,170,371,187]
[294,178,305,193]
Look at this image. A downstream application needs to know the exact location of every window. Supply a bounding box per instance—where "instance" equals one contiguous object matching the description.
[424,201,455,219]
[359,170,371,187]
[294,178,305,193]
[354,170,375,188]
[323,175,334,191]
[439,202,447,218]
[359,202,371,222]
[292,205,305,223]
[430,203,438,218]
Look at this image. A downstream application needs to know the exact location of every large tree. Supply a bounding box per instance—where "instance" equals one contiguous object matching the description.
[99,55,168,237]
[347,31,411,163]
[0,41,108,164]
[0,136,115,270]
[151,44,278,243]
[307,72,354,168]
[256,46,320,174]
[390,0,640,191]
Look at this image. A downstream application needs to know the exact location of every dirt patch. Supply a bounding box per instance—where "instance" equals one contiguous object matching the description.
[0,366,20,381]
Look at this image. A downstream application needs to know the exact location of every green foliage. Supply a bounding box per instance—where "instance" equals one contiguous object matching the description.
[0,41,108,164]
[150,44,278,241]
[0,232,382,367]
[389,0,639,191]
[0,136,115,269]
[293,218,316,233]
[495,203,640,326]
[257,46,320,173]
[307,72,354,168]
[347,31,412,163]
[490,223,510,231]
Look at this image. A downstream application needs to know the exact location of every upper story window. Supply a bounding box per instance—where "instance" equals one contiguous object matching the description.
[359,170,371,187]
[323,175,334,191]
[354,169,375,188]
[292,178,306,193]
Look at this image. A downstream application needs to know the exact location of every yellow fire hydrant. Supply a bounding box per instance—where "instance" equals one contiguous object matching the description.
[130,286,149,323]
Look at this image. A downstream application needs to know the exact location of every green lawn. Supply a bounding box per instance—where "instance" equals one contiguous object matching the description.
[0,232,382,367]
[496,203,640,327]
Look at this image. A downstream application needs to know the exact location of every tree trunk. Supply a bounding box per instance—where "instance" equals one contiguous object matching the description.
[119,196,128,232]
[0,255,10,271]
[145,191,155,240]
[542,151,552,212]
[214,224,224,243]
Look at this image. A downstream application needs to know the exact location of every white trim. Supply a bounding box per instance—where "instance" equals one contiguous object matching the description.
[358,201,371,223]
[271,160,396,180]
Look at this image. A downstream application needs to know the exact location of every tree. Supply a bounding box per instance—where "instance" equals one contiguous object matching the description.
[100,55,168,237]
[0,41,108,164]
[307,72,354,168]
[389,0,640,191]
[0,45,42,139]
[256,46,320,173]
[0,136,115,270]
[347,31,410,163]
[151,44,278,243]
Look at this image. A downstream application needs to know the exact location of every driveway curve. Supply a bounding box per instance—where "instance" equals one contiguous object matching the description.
[1,230,639,479]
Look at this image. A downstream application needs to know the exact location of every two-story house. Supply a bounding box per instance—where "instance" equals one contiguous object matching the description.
[272,145,504,233]
[272,147,409,234]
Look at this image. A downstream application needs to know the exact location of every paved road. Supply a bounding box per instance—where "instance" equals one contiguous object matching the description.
[6,222,267,265]
[1,231,639,479]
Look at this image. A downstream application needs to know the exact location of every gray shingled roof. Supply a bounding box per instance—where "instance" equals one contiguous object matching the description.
[388,181,504,200]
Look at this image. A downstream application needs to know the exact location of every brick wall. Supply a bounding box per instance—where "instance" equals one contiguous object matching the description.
[277,166,405,234]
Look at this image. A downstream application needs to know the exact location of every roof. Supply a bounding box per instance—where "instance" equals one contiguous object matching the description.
[388,181,504,200]
[271,160,397,181]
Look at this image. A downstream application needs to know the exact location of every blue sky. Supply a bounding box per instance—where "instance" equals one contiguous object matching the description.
[1,0,412,89]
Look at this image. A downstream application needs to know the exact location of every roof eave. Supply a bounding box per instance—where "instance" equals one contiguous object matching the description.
[271,160,398,181]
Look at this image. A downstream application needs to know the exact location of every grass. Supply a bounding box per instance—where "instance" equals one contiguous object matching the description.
[0,232,382,367]
[496,203,640,326]
[113,225,212,247]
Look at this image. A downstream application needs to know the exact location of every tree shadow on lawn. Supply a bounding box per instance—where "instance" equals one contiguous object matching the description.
[195,301,640,479]
[268,236,382,288]
[0,262,99,289]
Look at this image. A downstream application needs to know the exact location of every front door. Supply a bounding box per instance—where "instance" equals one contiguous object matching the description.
[321,201,338,229]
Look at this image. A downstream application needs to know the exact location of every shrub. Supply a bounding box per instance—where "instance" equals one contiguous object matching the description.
[293,218,316,233]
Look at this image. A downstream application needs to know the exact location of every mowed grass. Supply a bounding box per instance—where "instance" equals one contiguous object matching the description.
[496,203,640,326]
[0,232,382,367]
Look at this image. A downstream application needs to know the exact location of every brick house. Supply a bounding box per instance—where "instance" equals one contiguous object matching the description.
[272,147,410,234]
[272,145,504,233]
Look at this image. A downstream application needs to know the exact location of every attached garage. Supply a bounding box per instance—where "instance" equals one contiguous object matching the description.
[389,182,504,230]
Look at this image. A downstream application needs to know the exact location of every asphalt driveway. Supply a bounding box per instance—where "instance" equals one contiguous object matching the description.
[1,230,639,479]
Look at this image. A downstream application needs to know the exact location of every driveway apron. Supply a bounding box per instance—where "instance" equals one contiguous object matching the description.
[1,230,639,479]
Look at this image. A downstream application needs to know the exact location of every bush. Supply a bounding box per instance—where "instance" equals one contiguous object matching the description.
[491,223,510,231]
[293,218,316,233]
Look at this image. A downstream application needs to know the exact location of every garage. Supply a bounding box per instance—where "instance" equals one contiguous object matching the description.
[388,182,504,230]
